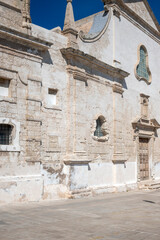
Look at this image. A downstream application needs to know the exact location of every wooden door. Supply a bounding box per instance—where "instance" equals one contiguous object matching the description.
[139,138,149,181]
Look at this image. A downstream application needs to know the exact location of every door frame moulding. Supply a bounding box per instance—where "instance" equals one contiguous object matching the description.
[132,117,160,182]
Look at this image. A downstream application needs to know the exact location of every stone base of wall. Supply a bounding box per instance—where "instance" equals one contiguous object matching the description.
[42,184,69,200]
[68,183,138,199]
[0,176,43,204]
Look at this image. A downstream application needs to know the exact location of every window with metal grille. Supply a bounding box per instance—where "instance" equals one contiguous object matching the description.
[0,124,12,145]
[94,118,104,137]
[136,46,149,81]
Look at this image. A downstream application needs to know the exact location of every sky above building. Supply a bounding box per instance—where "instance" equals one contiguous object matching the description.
[30,0,160,30]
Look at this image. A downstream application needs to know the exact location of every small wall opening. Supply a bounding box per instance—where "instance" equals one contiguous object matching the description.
[94,117,104,137]
[0,124,13,145]
[47,88,58,105]
[0,78,10,97]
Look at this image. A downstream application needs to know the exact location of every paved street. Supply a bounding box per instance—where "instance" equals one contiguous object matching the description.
[0,190,160,240]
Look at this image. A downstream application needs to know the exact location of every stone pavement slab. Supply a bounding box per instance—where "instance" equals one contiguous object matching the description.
[0,190,160,240]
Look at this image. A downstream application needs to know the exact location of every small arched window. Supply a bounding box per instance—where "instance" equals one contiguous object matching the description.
[94,118,104,137]
[135,45,151,84]
[0,124,12,145]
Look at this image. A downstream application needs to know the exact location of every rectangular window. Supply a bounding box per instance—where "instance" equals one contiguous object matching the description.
[0,78,10,97]
[47,88,58,105]
[0,124,12,145]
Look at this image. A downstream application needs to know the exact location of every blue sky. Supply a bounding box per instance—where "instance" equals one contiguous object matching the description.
[30,0,160,30]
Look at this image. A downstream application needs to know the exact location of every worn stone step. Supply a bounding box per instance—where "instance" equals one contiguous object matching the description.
[150,182,160,187]
[148,185,160,190]
[138,180,160,190]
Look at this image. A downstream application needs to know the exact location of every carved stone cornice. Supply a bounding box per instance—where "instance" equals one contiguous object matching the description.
[64,159,91,165]
[112,83,124,94]
[112,153,127,164]
[0,24,52,51]
[63,153,91,165]
[132,117,160,131]
[61,47,130,80]
[66,66,101,86]
[132,117,160,139]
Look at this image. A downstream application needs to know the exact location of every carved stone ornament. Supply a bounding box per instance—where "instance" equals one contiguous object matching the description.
[112,83,124,94]
[113,9,121,19]
[91,115,109,142]
[132,117,160,140]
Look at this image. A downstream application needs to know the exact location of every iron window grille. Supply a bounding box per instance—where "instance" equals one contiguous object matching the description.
[0,124,12,145]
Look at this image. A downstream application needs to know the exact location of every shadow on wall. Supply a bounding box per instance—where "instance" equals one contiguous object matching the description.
[61,50,129,90]
[41,51,53,65]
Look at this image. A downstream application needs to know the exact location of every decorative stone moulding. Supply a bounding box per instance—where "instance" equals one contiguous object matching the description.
[113,9,121,19]
[112,153,127,164]
[0,25,52,51]
[79,9,111,43]
[135,45,152,85]
[61,47,130,81]
[112,83,124,94]
[63,154,91,165]
[91,115,109,142]
[0,67,41,87]
[132,117,160,140]
[64,159,91,165]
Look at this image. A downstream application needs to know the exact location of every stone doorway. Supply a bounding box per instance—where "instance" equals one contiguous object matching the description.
[139,138,149,181]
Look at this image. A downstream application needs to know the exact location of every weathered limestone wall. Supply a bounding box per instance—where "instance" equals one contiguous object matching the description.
[77,12,113,66]
[0,23,69,203]
[0,0,24,31]
[0,1,159,203]
[68,6,160,195]
[0,0,22,8]
[31,24,69,200]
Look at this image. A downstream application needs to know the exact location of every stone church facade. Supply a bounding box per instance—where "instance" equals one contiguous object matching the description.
[0,0,160,203]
